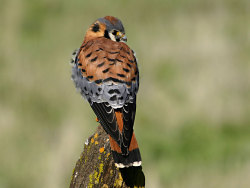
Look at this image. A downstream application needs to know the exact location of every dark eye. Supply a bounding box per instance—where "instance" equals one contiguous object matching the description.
[92,23,100,32]
[112,30,118,35]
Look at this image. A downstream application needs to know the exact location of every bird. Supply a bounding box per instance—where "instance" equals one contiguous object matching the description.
[71,16,141,168]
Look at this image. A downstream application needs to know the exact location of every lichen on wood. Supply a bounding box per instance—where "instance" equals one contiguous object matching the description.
[70,125,145,188]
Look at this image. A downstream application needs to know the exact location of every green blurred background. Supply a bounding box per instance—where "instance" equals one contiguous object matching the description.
[1,0,250,187]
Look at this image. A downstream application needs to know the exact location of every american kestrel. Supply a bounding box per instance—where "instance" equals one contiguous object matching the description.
[71,16,141,168]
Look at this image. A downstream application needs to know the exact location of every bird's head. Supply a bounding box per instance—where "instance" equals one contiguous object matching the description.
[85,16,127,43]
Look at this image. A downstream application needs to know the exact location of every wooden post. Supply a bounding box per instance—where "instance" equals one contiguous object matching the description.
[70,125,145,188]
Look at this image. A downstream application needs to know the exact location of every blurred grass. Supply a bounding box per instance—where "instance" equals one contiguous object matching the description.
[0,0,250,187]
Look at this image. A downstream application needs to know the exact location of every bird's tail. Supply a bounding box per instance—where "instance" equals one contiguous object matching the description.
[109,133,141,168]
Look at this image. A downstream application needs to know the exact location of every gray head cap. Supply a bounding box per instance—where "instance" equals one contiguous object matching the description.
[97,16,125,33]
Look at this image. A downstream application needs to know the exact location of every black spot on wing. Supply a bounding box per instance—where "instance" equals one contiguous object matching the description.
[126,63,132,68]
[95,79,103,84]
[107,58,116,62]
[123,68,129,72]
[90,56,98,62]
[96,48,103,52]
[128,59,134,63]
[135,69,138,75]
[116,59,123,63]
[86,52,92,58]
[97,62,105,67]
[103,68,110,73]
[117,73,125,78]
[110,95,117,101]
[108,89,121,94]
[102,77,132,86]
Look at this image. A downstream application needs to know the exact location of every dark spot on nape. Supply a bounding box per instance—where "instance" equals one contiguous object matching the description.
[92,23,100,32]
[86,52,92,58]
[110,95,117,101]
[97,62,105,67]
[87,76,93,79]
[108,89,121,94]
[117,73,125,78]
[81,69,86,72]
[102,68,110,73]
[104,30,111,39]
[90,56,98,62]
[123,68,129,72]
[116,59,123,63]
[98,88,102,91]
[126,63,132,68]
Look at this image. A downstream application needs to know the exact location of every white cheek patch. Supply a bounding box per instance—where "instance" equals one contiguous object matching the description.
[108,33,116,41]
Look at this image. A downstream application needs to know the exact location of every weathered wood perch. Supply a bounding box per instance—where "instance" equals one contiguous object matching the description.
[70,125,145,188]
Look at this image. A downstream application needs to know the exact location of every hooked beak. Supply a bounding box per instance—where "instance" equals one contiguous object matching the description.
[117,32,127,42]
[121,35,127,42]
